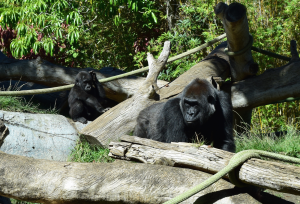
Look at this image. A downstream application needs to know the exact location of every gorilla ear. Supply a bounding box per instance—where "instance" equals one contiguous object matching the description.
[75,79,80,86]
[206,76,220,90]
[208,95,216,104]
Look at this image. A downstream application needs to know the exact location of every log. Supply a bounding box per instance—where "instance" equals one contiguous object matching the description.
[215,2,257,82]
[0,151,261,204]
[214,2,258,132]
[0,52,168,102]
[158,41,230,100]
[109,135,300,195]
[231,60,300,109]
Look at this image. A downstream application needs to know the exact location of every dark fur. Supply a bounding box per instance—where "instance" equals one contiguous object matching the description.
[134,78,235,152]
[68,71,109,124]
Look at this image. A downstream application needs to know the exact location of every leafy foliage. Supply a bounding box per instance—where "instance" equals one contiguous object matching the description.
[0,0,160,68]
[133,0,225,81]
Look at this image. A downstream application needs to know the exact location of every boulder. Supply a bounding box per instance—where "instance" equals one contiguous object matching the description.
[0,111,85,161]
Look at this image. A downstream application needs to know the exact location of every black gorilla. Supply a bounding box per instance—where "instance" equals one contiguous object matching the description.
[68,71,110,124]
[134,78,235,152]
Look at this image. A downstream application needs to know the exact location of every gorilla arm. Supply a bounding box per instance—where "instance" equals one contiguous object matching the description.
[213,91,235,153]
[72,85,105,114]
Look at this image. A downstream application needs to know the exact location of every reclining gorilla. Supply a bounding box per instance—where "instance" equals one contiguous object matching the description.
[134,78,235,152]
[68,71,111,124]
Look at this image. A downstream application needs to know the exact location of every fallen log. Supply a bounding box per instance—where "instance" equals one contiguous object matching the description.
[0,53,168,102]
[109,135,300,195]
[0,151,261,204]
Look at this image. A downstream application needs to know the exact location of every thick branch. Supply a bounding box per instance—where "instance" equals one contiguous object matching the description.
[231,61,300,109]
[215,2,257,82]
[143,41,171,93]
[159,42,230,100]
[109,136,300,195]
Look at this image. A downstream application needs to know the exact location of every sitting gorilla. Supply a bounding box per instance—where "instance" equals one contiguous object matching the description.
[134,78,235,152]
[68,71,110,124]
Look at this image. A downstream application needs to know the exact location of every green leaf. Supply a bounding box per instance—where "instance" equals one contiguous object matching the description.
[73,52,79,58]
[151,12,157,23]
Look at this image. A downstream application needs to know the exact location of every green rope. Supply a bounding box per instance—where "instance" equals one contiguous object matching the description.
[163,149,300,204]
[251,46,291,61]
[0,33,227,96]
[0,32,293,98]
[224,35,253,56]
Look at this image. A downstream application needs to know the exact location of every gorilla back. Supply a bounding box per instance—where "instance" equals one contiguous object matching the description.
[134,78,235,152]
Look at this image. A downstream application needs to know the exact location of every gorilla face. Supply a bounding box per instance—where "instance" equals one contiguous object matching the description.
[180,79,217,126]
[75,72,94,93]
[180,98,201,124]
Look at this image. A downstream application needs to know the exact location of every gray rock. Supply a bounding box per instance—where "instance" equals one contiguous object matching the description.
[0,111,84,161]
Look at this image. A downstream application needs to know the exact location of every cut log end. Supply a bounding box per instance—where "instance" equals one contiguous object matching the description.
[226,3,247,22]
[214,2,228,19]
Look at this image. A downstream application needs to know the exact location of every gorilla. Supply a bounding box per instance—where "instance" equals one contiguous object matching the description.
[134,78,235,152]
[68,71,110,124]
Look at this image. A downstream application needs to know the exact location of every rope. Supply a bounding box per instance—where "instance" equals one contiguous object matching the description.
[163,149,300,204]
[0,33,227,96]
[0,32,293,96]
[224,35,253,56]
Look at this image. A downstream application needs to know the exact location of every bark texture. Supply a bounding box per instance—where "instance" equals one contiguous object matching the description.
[109,136,300,195]
[0,151,261,204]
[231,60,300,109]
[214,2,257,82]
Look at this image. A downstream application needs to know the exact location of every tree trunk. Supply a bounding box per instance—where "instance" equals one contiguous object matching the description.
[0,151,261,204]
[215,2,258,133]
[109,135,300,196]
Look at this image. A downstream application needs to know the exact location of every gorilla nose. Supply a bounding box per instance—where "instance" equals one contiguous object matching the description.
[187,111,195,116]
[186,114,195,121]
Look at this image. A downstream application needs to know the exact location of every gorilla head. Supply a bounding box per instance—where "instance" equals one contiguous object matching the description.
[180,79,217,127]
[75,71,94,93]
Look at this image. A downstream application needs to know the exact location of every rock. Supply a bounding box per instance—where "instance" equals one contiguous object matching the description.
[0,111,85,161]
